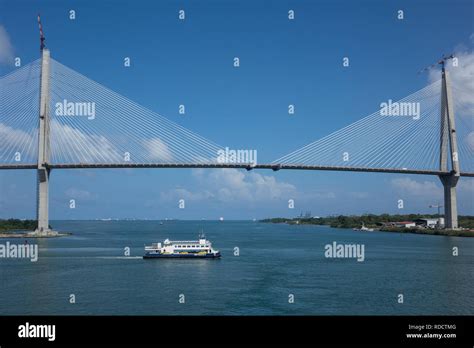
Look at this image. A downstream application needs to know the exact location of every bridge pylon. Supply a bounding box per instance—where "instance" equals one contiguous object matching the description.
[31,47,57,237]
[438,60,460,229]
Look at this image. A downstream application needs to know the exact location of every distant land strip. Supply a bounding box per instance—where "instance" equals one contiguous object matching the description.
[260,214,474,237]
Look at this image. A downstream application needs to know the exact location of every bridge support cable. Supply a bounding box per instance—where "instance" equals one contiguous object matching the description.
[273,81,443,171]
[48,59,224,165]
[451,84,474,174]
[0,60,41,165]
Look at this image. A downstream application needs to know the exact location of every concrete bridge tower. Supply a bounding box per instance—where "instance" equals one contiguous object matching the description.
[34,48,53,235]
[32,16,57,236]
[438,57,460,229]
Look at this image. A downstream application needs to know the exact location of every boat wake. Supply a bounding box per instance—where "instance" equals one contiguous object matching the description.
[38,256,143,260]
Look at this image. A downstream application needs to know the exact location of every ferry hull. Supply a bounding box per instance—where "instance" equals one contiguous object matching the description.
[143,252,221,259]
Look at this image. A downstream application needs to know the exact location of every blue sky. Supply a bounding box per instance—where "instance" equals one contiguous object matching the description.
[0,0,473,219]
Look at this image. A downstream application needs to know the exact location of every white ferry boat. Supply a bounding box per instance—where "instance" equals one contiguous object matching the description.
[143,233,221,259]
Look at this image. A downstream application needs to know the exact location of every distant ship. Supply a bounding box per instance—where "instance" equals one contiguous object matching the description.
[143,233,221,259]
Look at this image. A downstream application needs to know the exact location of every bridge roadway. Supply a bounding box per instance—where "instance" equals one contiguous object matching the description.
[0,163,473,177]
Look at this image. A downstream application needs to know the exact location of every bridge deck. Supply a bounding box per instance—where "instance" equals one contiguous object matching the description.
[0,163,472,177]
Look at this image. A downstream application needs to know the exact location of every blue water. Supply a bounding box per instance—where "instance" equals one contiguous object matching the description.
[0,220,472,315]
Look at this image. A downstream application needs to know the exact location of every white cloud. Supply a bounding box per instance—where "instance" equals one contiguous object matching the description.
[427,36,474,162]
[163,168,297,203]
[295,190,336,200]
[208,169,297,202]
[0,123,36,160]
[142,137,173,162]
[391,177,442,197]
[1,119,177,164]
[428,37,474,115]
[50,121,122,163]
[160,187,214,202]
[173,168,339,206]
[65,187,97,201]
[0,26,14,65]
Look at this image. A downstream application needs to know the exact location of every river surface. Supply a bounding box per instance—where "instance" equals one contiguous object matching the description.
[0,220,472,315]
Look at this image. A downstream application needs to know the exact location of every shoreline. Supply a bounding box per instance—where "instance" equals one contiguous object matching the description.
[0,231,72,238]
[260,217,474,238]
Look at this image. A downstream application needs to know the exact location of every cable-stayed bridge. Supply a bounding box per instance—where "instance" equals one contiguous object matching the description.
[1,48,473,235]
